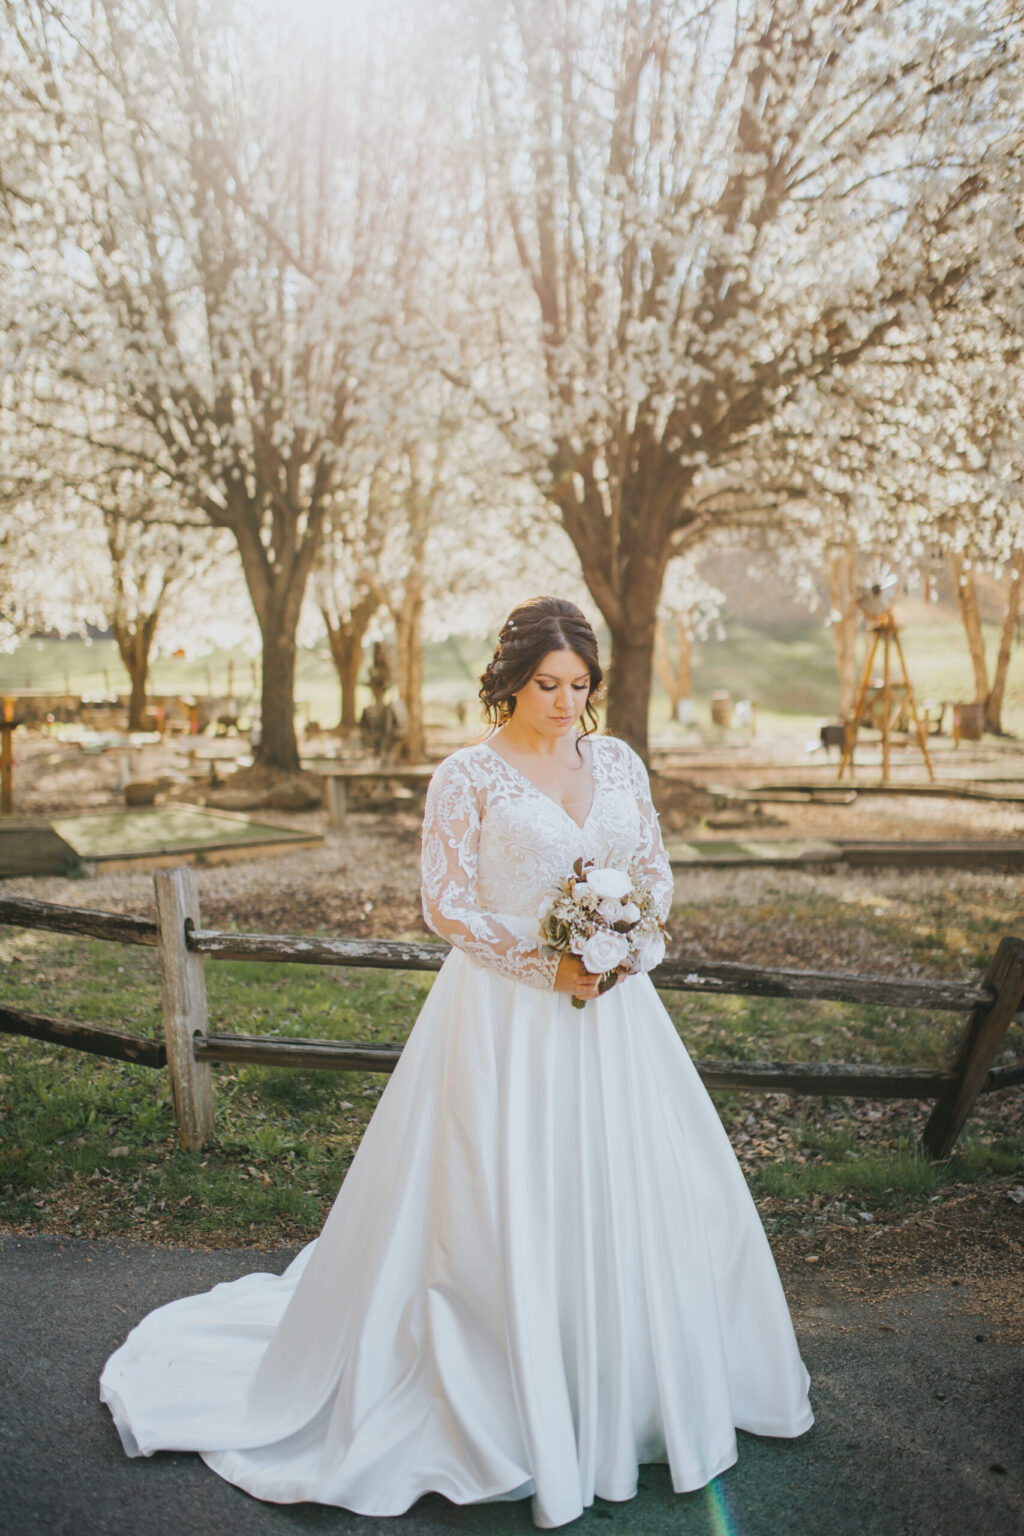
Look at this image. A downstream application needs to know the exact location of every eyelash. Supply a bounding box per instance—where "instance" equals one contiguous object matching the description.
[538,683,589,692]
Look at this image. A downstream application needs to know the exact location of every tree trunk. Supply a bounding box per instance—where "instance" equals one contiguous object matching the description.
[231,503,325,774]
[985,548,1024,735]
[653,621,679,716]
[653,616,692,719]
[605,627,658,757]
[676,618,692,704]
[599,541,669,759]
[338,642,363,732]
[562,487,670,761]
[948,550,989,706]
[827,544,859,717]
[256,614,300,772]
[321,595,377,733]
[127,656,148,731]
[112,619,157,731]
[393,580,425,762]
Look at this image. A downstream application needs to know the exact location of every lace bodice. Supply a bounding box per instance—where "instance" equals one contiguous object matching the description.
[420,734,674,990]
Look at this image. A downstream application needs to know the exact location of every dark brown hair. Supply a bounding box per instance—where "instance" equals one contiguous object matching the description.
[478,596,603,746]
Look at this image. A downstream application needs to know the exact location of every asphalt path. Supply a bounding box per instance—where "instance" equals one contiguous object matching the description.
[1,1233,1021,1536]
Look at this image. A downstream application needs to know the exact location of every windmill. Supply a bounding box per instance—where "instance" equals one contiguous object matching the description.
[838,570,935,783]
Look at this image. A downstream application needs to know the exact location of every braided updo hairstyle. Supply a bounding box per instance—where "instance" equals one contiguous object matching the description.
[478,596,603,748]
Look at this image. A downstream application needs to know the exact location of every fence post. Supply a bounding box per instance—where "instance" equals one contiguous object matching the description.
[325,775,347,825]
[155,867,215,1150]
[922,936,1024,1160]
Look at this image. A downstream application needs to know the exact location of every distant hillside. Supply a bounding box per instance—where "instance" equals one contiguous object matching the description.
[699,548,1010,632]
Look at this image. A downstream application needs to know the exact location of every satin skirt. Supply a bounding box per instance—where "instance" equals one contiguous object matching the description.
[99,952,813,1528]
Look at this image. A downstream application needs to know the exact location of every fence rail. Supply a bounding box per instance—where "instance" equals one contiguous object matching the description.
[0,894,157,947]
[187,928,992,1012]
[0,1001,167,1067]
[2,871,1023,1163]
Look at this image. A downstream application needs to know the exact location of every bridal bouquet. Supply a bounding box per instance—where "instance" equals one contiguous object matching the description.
[538,857,668,1008]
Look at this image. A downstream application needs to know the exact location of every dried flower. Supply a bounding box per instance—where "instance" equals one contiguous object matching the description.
[537,855,669,1008]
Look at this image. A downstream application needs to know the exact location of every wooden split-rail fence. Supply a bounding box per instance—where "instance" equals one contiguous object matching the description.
[1,868,1022,1163]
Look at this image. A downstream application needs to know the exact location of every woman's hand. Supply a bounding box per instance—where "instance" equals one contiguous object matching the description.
[553,954,603,1003]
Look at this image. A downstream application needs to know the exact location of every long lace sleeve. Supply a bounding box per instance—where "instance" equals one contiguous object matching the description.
[420,755,560,991]
[620,740,674,927]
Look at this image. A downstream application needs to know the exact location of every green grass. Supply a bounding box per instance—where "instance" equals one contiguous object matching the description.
[2,887,1021,1243]
[748,1135,1024,1206]
[0,931,432,1243]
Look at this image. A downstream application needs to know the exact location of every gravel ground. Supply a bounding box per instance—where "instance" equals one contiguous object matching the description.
[5,727,1023,973]
[4,830,1021,962]
[2,816,425,934]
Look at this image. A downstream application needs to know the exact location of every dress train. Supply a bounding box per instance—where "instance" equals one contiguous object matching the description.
[101,950,813,1529]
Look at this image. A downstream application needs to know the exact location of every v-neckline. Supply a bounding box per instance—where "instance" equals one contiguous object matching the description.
[482,735,599,834]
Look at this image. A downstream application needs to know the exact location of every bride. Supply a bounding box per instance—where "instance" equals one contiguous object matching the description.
[100,595,813,1529]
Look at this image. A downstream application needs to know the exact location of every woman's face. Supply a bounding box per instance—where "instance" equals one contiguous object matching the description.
[511,648,591,736]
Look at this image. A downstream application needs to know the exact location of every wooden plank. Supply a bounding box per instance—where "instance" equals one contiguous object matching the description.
[189,929,449,972]
[691,1059,953,1097]
[739,778,1024,804]
[838,842,1024,870]
[186,928,993,1013]
[654,958,991,1011]
[317,765,436,783]
[325,776,347,826]
[154,869,215,1150]
[922,937,1024,1158]
[667,830,1024,872]
[705,783,856,806]
[192,1031,954,1099]
[0,720,16,815]
[0,819,79,877]
[0,894,158,947]
[666,838,841,867]
[984,1061,1024,1092]
[53,806,320,859]
[197,1033,403,1073]
[91,836,322,875]
[0,1002,166,1067]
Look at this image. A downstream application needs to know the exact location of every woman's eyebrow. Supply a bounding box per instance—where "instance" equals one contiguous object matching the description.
[534,672,590,682]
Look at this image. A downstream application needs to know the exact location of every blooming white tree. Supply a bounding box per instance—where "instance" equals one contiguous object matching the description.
[7,0,1023,759]
[733,281,1024,730]
[0,447,244,726]
[1,0,430,769]
[340,403,587,760]
[466,0,1023,755]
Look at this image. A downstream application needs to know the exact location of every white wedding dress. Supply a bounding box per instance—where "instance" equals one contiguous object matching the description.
[100,734,813,1528]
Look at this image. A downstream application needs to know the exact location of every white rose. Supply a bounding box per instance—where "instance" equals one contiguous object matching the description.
[586,867,632,901]
[597,897,623,923]
[620,901,641,925]
[581,929,629,974]
[632,932,666,973]
[572,881,593,903]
